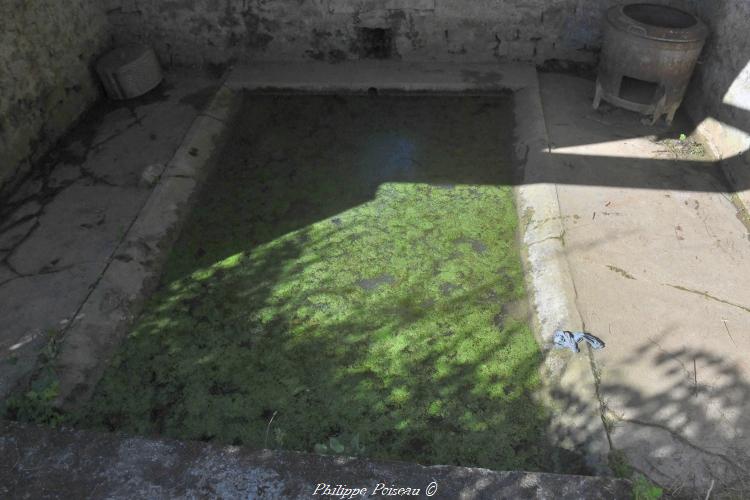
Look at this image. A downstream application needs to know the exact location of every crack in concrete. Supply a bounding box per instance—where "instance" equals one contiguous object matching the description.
[665,283,750,314]
[0,259,74,288]
[531,214,579,230]
[545,173,614,471]
[49,105,189,355]
[1,148,87,218]
[78,165,117,187]
[526,232,565,247]
[0,212,40,235]
[0,272,22,288]
[585,335,614,450]
[87,112,143,152]
[647,336,694,383]
[620,417,749,475]
[605,265,635,280]
[0,126,133,271]
[202,111,230,124]
[0,158,91,263]
[721,319,737,348]
[1,219,41,265]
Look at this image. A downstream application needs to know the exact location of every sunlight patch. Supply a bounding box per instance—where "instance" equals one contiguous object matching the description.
[548,137,709,162]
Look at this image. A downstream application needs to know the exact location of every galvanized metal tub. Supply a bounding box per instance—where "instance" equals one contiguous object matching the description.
[593,3,708,124]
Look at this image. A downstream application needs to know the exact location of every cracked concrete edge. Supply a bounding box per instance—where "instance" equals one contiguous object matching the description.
[51,84,242,410]
[512,80,612,475]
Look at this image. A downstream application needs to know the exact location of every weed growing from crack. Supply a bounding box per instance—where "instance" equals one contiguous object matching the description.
[609,449,663,499]
[2,328,66,426]
[633,474,663,500]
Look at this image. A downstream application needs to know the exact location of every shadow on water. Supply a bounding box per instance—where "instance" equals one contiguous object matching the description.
[78,94,590,474]
[161,93,521,274]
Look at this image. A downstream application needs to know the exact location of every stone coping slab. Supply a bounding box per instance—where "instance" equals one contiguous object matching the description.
[52,83,241,407]
[0,420,631,499]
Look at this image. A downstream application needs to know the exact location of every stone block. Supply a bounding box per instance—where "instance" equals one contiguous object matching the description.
[385,0,435,11]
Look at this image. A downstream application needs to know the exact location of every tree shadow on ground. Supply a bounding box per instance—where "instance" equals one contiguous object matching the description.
[600,336,750,498]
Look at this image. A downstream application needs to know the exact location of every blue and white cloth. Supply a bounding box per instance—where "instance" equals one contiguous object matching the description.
[553,330,605,353]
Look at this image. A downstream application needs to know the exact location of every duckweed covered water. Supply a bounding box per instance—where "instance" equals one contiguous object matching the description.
[80,94,568,472]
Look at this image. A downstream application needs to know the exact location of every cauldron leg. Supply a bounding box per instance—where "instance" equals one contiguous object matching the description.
[650,93,668,125]
[665,105,678,125]
[593,79,603,109]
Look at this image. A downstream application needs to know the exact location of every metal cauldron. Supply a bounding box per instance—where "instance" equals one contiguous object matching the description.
[593,3,708,124]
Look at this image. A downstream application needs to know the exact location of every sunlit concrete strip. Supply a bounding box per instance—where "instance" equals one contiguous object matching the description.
[53,84,242,408]
[551,138,711,162]
[722,60,750,114]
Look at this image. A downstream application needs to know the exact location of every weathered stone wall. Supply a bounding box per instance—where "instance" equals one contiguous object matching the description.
[0,1,109,187]
[104,0,622,67]
[3,0,743,190]
[681,0,750,213]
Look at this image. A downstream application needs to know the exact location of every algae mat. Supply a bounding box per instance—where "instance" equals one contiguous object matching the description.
[81,94,559,471]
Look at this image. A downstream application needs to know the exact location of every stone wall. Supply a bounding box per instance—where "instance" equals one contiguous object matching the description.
[681,0,750,214]
[104,0,622,67]
[684,0,750,161]
[0,1,109,187]
[3,0,745,191]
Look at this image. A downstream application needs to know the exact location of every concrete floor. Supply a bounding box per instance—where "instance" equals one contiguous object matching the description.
[540,73,750,495]
[0,71,218,400]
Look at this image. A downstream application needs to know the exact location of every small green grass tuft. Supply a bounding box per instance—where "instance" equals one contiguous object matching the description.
[633,474,663,500]
[610,450,663,500]
[3,372,65,426]
[3,328,67,426]
[659,133,705,158]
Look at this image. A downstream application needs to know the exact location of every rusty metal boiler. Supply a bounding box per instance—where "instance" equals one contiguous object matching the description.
[594,3,708,124]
